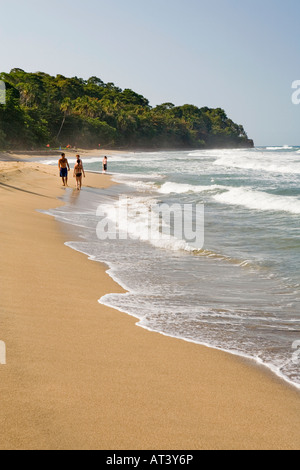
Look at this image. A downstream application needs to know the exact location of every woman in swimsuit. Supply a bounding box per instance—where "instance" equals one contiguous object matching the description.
[73,157,85,190]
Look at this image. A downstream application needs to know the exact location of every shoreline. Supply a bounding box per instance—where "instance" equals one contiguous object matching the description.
[0,144,257,164]
[64,229,300,393]
[0,159,299,449]
[0,141,255,157]
[100,292,300,393]
[0,148,131,162]
[94,246,300,393]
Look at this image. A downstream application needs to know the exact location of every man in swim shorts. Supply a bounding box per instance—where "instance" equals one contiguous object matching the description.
[58,153,70,186]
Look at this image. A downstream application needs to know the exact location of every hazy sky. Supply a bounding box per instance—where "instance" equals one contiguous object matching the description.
[1,0,299,145]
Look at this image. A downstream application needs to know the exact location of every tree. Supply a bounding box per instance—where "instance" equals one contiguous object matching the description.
[56,97,73,141]
[87,76,104,87]
[72,96,102,118]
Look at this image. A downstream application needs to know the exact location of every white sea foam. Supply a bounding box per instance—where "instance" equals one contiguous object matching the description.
[39,157,105,165]
[112,174,163,192]
[187,150,212,157]
[158,182,201,194]
[115,179,157,192]
[266,145,293,150]
[214,187,300,214]
[112,178,224,196]
[214,154,300,174]
[39,159,58,165]
[113,172,163,181]
[107,154,140,162]
[157,182,224,195]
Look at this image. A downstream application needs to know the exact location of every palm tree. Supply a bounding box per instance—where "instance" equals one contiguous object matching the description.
[18,82,37,107]
[72,96,100,118]
[56,97,72,141]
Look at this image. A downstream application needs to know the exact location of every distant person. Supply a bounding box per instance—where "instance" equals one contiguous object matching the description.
[58,153,70,187]
[73,157,85,190]
[103,156,108,174]
[76,154,83,166]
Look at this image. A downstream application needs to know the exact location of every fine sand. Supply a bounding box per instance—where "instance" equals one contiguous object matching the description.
[0,157,299,450]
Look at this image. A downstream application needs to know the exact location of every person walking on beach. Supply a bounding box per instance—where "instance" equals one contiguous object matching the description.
[103,156,108,174]
[76,154,83,165]
[58,153,70,187]
[73,156,85,190]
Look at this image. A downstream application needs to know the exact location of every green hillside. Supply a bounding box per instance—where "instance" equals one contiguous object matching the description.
[0,69,254,150]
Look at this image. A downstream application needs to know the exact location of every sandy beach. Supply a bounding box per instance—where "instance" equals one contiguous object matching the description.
[0,155,299,450]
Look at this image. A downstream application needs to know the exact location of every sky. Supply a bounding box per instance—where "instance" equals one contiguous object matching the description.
[0,0,299,146]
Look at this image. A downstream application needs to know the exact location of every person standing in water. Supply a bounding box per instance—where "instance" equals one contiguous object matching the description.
[58,153,70,186]
[103,156,108,174]
[73,156,85,190]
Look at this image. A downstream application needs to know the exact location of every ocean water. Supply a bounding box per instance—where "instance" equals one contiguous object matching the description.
[42,147,300,389]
